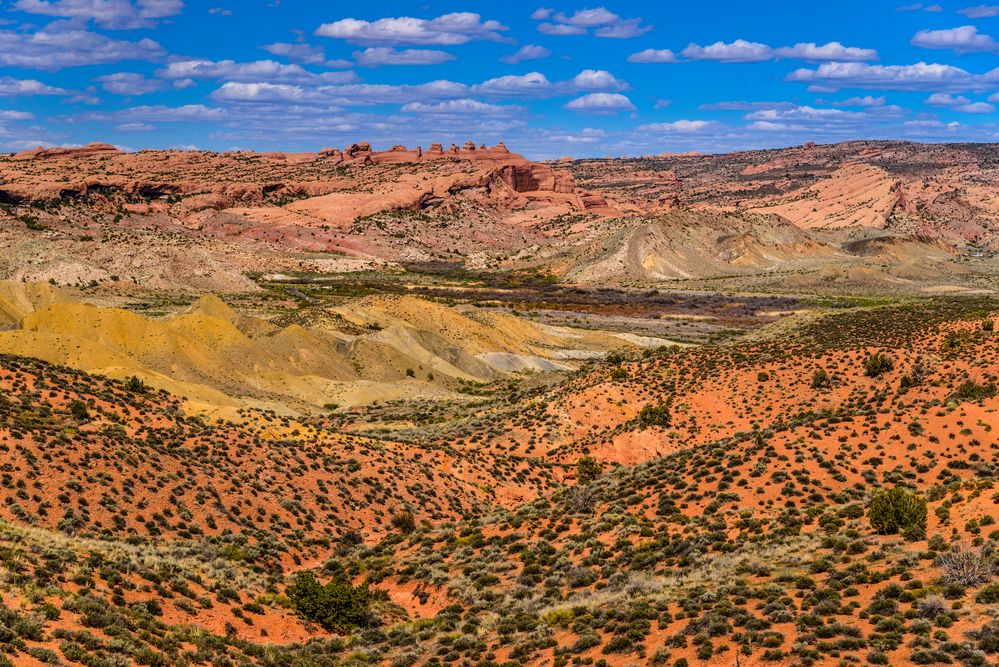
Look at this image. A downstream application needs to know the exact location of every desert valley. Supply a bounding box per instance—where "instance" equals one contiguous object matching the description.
[1,1,999,666]
[0,136,995,667]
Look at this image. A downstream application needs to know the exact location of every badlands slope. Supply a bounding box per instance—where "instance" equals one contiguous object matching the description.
[0,281,653,414]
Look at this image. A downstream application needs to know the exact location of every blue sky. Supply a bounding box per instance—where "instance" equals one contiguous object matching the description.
[2,0,999,158]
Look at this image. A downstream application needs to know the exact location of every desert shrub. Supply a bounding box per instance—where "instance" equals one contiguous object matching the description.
[637,403,671,429]
[124,375,147,393]
[983,319,994,332]
[286,571,370,634]
[68,400,90,421]
[976,582,999,604]
[811,369,831,389]
[757,372,769,383]
[391,510,416,534]
[868,486,927,539]
[576,456,603,484]
[937,547,993,587]
[951,381,998,403]
[864,353,894,378]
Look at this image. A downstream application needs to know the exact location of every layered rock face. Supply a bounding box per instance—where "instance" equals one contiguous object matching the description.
[0,139,599,208]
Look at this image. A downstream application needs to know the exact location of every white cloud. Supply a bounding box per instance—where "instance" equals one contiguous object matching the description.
[564,92,635,112]
[572,69,628,91]
[537,23,586,36]
[211,80,468,106]
[13,0,184,29]
[354,47,455,67]
[832,95,886,106]
[911,25,999,52]
[315,12,507,46]
[159,59,357,84]
[925,92,996,112]
[500,44,550,64]
[773,42,878,62]
[472,69,626,97]
[638,119,717,132]
[958,4,999,18]
[0,76,69,95]
[0,24,165,70]
[627,48,676,63]
[682,39,772,62]
[473,71,554,97]
[116,122,155,131]
[536,7,652,39]
[786,61,994,92]
[744,105,909,125]
[655,40,877,64]
[260,42,351,68]
[0,110,34,120]
[400,99,522,115]
[95,72,164,95]
[81,104,228,122]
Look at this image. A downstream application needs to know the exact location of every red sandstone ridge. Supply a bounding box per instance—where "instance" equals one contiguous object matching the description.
[1,139,614,215]
[12,142,121,161]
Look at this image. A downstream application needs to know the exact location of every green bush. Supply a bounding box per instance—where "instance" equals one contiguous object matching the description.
[951,380,998,403]
[576,456,603,484]
[391,510,416,534]
[286,571,370,634]
[864,353,894,378]
[68,400,90,422]
[868,486,927,540]
[976,582,999,604]
[124,375,147,393]
[811,369,831,389]
[637,403,671,429]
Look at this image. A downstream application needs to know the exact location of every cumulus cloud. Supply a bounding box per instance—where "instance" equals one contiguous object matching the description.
[680,40,877,63]
[0,76,70,95]
[210,79,470,106]
[472,69,626,97]
[786,61,996,91]
[260,42,351,68]
[473,71,554,97]
[354,47,455,67]
[564,92,635,112]
[400,99,522,115]
[13,0,184,29]
[0,23,165,70]
[572,69,628,91]
[159,59,357,84]
[773,42,878,61]
[637,120,717,132]
[315,12,507,46]
[925,92,995,112]
[682,39,772,62]
[116,122,154,131]
[744,104,907,125]
[80,103,228,122]
[0,110,35,120]
[95,72,164,95]
[911,25,999,52]
[958,4,999,18]
[536,7,652,39]
[500,44,550,64]
[832,95,886,106]
[627,48,676,63]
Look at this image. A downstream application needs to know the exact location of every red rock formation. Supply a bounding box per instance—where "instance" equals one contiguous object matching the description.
[13,142,121,161]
